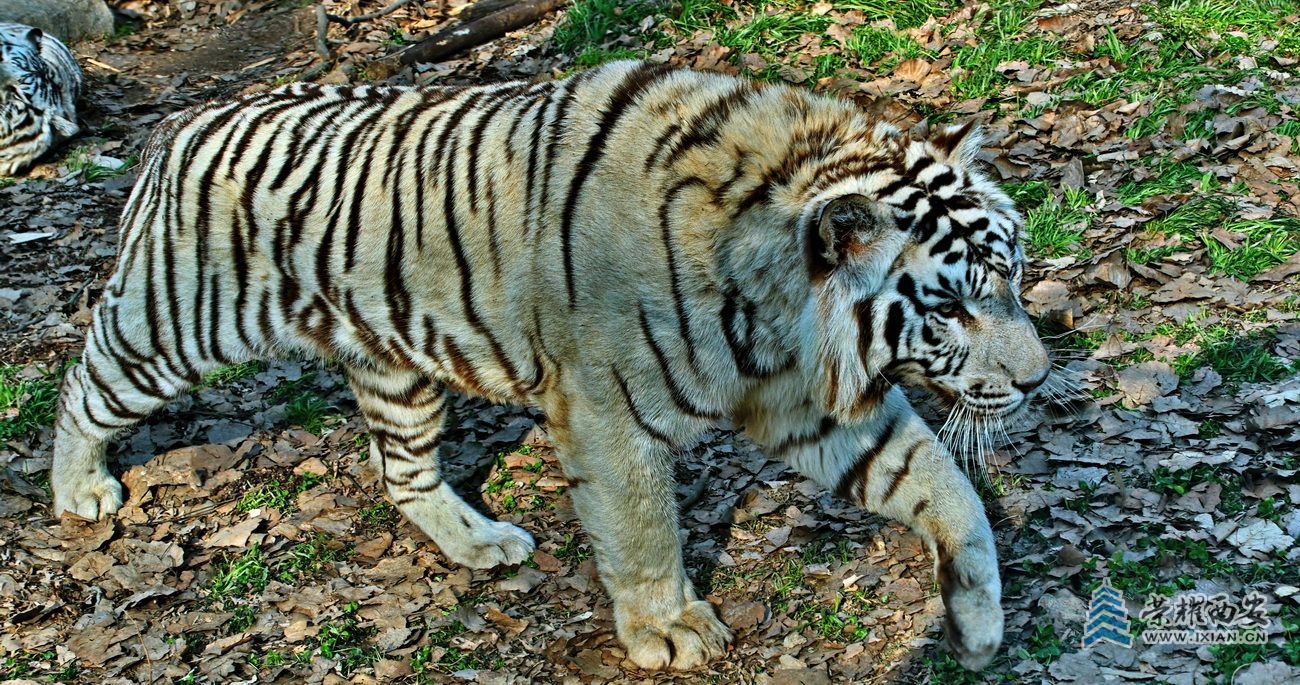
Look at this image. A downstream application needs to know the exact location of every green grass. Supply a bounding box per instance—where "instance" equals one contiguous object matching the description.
[554,0,663,54]
[357,500,399,531]
[572,45,647,69]
[0,651,79,681]
[950,1,1060,100]
[847,26,930,70]
[208,546,270,601]
[1116,160,1208,205]
[1277,120,1300,153]
[0,364,63,443]
[208,548,271,634]
[409,619,506,679]
[1102,533,1236,599]
[1135,196,1300,279]
[277,534,343,583]
[670,0,958,80]
[554,532,593,564]
[1174,327,1296,383]
[235,473,324,513]
[284,391,336,435]
[1152,0,1300,57]
[1003,181,1092,258]
[300,602,380,675]
[65,147,137,182]
[1206,604,1300,683]
[198,361,266,389]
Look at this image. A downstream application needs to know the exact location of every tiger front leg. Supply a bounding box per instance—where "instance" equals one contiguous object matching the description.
[554,397,732,671]
[761,390,1002,670]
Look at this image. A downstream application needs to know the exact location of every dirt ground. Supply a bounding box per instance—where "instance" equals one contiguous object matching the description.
[2,1,1299,684]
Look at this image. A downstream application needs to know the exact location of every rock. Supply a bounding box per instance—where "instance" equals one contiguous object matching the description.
[0,0,113,43]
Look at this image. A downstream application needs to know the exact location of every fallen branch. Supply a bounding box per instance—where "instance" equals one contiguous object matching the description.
[678,467,713,512]
[453,0,521,23]
[326,0,425,26]
[396,0,564,66]
[314,4,332,60]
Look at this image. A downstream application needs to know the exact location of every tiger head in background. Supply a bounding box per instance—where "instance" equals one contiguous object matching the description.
[0,22,81,175]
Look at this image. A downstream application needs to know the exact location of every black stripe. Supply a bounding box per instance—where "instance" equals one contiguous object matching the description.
[559,63,674,307]
[771,416,837,457]
[439,111,523,392]
[612,368,675,446]
[661,82,755,167]
[883,441,926,502]
[835,420,899,500]
[637,306,721,419]
[657,179,705,373]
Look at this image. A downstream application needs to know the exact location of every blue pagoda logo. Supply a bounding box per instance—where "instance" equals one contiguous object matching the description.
[1082,577,1133,649]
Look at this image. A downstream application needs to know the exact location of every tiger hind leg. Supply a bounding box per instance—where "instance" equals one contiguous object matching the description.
[348,365,535,568]
[52,306,201,519]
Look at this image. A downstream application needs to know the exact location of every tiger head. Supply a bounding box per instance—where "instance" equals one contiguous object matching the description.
[803,122,1050,423]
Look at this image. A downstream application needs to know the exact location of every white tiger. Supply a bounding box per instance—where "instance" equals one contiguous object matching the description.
[53,62,1052,671]
[0,22,81,175]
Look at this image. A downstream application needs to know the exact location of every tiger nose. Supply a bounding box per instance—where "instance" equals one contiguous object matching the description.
[1012,371,1049,394]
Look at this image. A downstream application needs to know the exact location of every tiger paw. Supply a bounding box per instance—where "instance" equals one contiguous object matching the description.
[940,540,1003,670]
[435,519,536,569]
[619,600,733,671]
[52,469,123,521]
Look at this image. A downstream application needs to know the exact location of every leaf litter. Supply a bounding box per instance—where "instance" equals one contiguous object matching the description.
[2,0,1300,682]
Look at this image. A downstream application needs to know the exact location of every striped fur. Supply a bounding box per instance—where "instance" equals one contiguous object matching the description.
[0,22,80,175]
[53,61,1050,671]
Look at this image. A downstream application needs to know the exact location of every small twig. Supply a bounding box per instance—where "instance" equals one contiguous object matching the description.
[314,5,332,61]
[678,467,712,511]
[326,0,426,26]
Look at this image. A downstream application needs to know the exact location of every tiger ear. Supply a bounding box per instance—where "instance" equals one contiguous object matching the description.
[25,28,44,48]
[808,193,884,277]
[930,120,982,165]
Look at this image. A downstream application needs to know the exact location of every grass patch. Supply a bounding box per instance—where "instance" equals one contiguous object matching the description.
[1104,535,1235,598]
[572,45,647,68]
[1152,0,1300,57]
[0,651,79,681]
[410,619,506,679]
[357,500,399,532]
[1173,327,1296,383]
[235,472,324,514]
[299,602,380,675]
[1134,196,1300,279]
[198,361,267,389]
[847,26,931,69]
[65,147,137,182]
[950,1,1060,100]
[670,0,957,79]
[284,391,337,435]
[0,364,62,442]
[1004,181,1092,258]
[208,546,271,601]
[276,534,343,583]
[1116,160,1207,205]
[554,0,662,54]
[554,533,593,565]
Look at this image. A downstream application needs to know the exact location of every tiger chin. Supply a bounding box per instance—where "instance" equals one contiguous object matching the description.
[50,61,1050,672]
